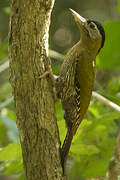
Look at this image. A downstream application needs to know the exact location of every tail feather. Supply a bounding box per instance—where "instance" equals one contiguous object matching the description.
[61,128,73,174]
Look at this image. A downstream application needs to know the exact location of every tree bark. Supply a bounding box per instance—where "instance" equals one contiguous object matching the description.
[9,0,63,179]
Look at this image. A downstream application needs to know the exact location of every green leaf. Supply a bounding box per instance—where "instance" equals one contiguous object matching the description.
[0,143,22,161]
[69,156,109,179]
[117,0,120,12]
[68,109,118,178]
[96,111,120,124]
[57,119,66,145]
[1,159,23,175]
[0,83,12,102]
[88,106,100,117]
[3,7,10,14]
[70,144,100,156]
[55,101,64,121]
[0,115,19,142]
[0,122,7,146]
[97,21,120,69]
[16,173,25,180]
[0,43,8,60]
[56,100,66,145]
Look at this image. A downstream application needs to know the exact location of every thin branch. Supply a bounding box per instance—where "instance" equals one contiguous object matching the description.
[92,91,120,113]
[0,49,64,74]
[54,74,120,113]
[0,60,9,73]
[50,50,120,113]
[0,50,120,113]
[49,49,64,62]
[1,90,120,114]
[0,97,13,110]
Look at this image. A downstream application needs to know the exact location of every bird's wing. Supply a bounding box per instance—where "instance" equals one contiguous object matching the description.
[72,56,96,134]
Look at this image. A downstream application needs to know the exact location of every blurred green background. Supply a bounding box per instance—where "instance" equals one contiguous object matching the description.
[0,0,120,179]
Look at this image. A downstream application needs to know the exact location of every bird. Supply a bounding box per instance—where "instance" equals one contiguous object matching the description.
[56,9,105,172]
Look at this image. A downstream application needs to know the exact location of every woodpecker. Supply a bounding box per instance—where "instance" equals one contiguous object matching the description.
[56,9,105,171]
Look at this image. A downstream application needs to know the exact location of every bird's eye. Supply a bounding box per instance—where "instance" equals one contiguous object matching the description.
[89,23,95,29]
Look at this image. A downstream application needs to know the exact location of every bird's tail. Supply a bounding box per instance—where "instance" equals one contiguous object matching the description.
[61,128,73,173]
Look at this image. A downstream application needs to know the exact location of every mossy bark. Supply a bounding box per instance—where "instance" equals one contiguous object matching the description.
[9,0,63,179]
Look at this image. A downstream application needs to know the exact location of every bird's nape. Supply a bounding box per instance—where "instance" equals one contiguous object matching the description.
[87,19,105,50]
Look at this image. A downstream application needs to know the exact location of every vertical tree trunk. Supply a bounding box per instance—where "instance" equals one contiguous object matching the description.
[9,0,63,179]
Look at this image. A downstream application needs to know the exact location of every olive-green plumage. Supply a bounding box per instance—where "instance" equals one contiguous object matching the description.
[56,9,105,171]
[57,42,96,132]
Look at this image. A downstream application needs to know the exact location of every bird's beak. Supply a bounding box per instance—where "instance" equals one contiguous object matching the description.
[69,8,87,26]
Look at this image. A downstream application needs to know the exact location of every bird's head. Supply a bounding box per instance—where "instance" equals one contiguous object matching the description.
[70,9,105,54]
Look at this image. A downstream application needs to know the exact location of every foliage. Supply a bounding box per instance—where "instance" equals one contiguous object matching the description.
[0,43,8,60]
[117,0,120,12]
[57,102,120,179]
[97,21,120,69]
[0,1,120,180]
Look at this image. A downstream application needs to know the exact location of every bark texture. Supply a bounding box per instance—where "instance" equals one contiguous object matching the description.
[9,0,63,179]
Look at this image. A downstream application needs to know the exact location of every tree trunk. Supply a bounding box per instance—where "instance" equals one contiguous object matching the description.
[9,0,63,179]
